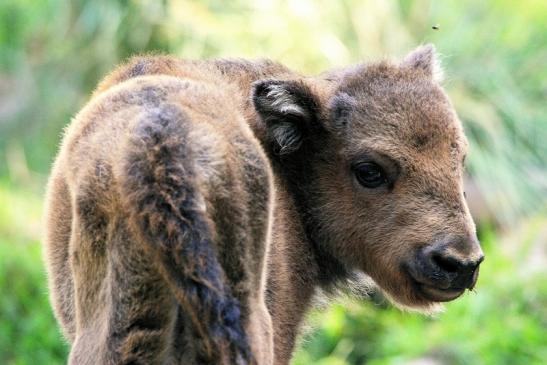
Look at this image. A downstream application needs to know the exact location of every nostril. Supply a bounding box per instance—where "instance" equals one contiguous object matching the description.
[432,254,461,273]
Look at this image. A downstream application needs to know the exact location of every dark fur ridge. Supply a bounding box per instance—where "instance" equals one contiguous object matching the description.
[121,104,250,364]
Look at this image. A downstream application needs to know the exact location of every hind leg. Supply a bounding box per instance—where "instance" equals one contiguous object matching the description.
[204,134,275,365]
[43,171,76,341]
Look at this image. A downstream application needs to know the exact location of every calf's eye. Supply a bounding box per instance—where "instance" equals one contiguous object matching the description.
[353,162,387,189]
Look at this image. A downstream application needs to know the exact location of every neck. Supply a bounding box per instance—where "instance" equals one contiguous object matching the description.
[264,177,319,364]
[262,158,349,364]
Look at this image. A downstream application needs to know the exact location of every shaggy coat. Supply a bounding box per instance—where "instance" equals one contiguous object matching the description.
[44,45,483,365]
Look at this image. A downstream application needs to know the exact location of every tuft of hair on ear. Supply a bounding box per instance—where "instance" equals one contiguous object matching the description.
[401,44,444,83]
[252,79,319,155]
[329,92,356,132]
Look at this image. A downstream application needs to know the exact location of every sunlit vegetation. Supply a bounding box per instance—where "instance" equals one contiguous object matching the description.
[1,1,545,364]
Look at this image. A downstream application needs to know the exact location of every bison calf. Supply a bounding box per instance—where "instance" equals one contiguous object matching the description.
[44,44,483,365]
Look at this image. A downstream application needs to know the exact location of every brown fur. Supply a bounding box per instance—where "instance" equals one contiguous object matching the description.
[44,45,483,365]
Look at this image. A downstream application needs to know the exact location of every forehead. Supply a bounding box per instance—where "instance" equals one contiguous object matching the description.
[339,66,467,159]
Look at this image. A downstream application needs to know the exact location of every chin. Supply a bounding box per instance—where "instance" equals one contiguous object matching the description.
[382,290,445,315]
[373,275,464,316]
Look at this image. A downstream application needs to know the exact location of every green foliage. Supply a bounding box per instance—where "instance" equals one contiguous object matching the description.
[1,0,545,223]
[0,242,68,365]
[0,183,68,365]
[0,0,546,364]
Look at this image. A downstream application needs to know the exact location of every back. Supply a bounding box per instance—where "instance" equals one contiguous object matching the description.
[44,71,274,364]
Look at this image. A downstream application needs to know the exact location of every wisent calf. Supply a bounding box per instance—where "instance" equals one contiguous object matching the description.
[44,45,484,365]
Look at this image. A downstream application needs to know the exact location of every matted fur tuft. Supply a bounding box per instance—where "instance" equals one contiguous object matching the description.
[120,104,251,364]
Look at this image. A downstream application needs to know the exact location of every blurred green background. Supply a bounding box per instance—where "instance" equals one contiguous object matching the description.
[1,0,546,364]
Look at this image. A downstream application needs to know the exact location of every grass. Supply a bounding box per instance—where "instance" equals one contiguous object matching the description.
[0,182,68,365]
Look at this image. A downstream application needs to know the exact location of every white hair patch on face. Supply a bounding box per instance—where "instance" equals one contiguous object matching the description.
[266,84,306,116]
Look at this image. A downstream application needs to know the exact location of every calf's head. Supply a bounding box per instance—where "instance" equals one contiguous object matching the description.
[253,45,484,311]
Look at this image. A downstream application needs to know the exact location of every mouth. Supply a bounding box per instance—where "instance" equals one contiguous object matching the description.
[413,282,466,302]
[402,250,481,304]
[403,265,470,303]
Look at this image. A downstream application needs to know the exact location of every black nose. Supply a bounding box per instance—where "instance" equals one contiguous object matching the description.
[430,251,484,289]
[411,235,484,291]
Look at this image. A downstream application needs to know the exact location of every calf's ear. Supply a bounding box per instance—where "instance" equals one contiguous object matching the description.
[252,79,319,155]
[401,44,444,82]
